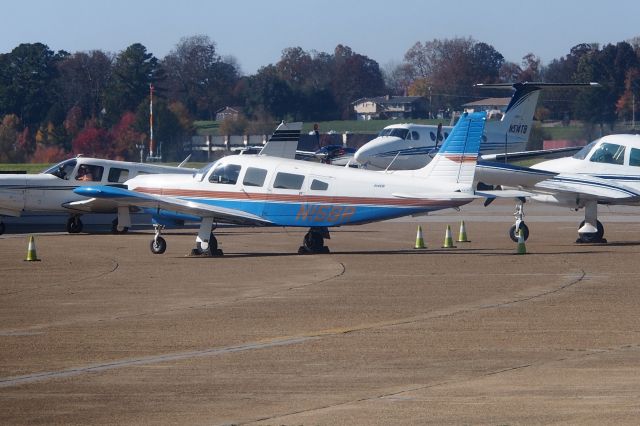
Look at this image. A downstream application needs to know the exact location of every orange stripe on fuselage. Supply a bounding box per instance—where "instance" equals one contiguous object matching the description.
[132,187,471,208]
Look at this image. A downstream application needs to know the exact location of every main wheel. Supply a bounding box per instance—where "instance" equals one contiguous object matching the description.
[0,222,5,235]
[150,236,167,254]
[509,222,529,242]
[303,232,324,253]
[577,220,605,243]
[67,217,83,233]
[111,218,129,234]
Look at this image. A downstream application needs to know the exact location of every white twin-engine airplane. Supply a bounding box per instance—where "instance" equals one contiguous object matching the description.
[476,134,640,243]
[353,82,598,170]
[0,156,196,235]
[74,111,487,255]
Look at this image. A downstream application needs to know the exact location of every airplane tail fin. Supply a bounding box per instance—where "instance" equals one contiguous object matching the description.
[477,82,599,153]
[259,121,302,159]
[416,111,486,191]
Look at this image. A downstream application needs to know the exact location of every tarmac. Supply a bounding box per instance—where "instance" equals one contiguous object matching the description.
[1,200,640,425]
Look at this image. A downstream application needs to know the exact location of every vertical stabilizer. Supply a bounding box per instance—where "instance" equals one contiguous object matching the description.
[416,111,486,191]
[259,122,302,159]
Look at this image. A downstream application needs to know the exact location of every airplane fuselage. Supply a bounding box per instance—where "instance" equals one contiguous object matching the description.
[0,157,195,217]
[127,154,474,228]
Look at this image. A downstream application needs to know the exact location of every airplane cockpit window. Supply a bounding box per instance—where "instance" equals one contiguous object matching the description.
[209,163,241,185]
[273,172,305,190]
[243,167,268,187]
[573,140,598,160]
[108,167,130,183]
[378,128,409,139]
[310,179,329,191]
[629,148,640,167]
[44,159,76,180]
[75,164,103,182]
[411,131,419,140]
[194,163,214,181]
[589,142,625,165]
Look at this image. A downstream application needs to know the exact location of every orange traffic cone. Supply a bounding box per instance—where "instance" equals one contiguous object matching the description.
[414,225,426,249]
[25,235,40,261]
[442,225,456,248]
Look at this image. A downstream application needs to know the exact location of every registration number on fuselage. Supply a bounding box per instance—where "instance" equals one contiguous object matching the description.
[296,204,356,224]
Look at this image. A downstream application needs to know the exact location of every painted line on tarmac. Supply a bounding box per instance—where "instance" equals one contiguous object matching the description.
[0,336,318,388]
[0,271,587,389]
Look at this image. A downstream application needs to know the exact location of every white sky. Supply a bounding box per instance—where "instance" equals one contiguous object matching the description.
[3,0,640,75]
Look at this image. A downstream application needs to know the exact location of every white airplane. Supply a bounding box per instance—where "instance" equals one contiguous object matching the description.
[0,122,305,236]
[73,111,487,255]
[353,82,598,170]
[476,133,640,243]
[0,156,196,235]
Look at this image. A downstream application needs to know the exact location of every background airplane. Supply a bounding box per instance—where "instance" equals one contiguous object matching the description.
[353,82,598,170]
[476,134,640,243]
[0,156,196,235]
[74,111,487,256]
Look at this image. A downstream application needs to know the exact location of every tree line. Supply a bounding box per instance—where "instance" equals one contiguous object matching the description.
[1,34,639,162]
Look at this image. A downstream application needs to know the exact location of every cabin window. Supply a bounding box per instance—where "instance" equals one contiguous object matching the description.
[273,172,305,190]
[210,163,241,184]
[411,131,419,140]
[444,132,449,139]
[589,142,625,165]
[243,167,268,187]
[310,179,329,191]
[108,167,130,183]
[629,148,640,167]
[429,131,436,141]
[75,164,103,182]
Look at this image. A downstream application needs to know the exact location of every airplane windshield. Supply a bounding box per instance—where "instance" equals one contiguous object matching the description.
[194,163,215,181]
[378,128,409,139]
[572,140,598,160]
[43,159,77,180]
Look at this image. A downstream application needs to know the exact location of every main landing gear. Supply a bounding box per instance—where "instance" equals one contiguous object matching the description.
[576,200,606,243]
[0,221,5,235]
[508,199,607,244]
[298,227,331,254]
[66,215,83,233]
[509,198,529,242]
[149,217,223,256]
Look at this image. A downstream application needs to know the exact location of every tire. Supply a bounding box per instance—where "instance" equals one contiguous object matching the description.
[0,222,5,235]
[111,218,129,234]
[67,217,83,233]
[150,236,167,254]
[303,232,324,253]
[578,220,605,243]
[509,222,529,242]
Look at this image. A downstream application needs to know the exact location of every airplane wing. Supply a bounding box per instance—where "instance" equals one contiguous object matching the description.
[533,174,640,201]
[74,186,273,226]
[481,146,582,163]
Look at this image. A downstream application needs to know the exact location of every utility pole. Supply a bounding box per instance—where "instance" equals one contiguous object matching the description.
[148,83,155,160]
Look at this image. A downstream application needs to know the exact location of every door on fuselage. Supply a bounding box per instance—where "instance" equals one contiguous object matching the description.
[263,167,308,225]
